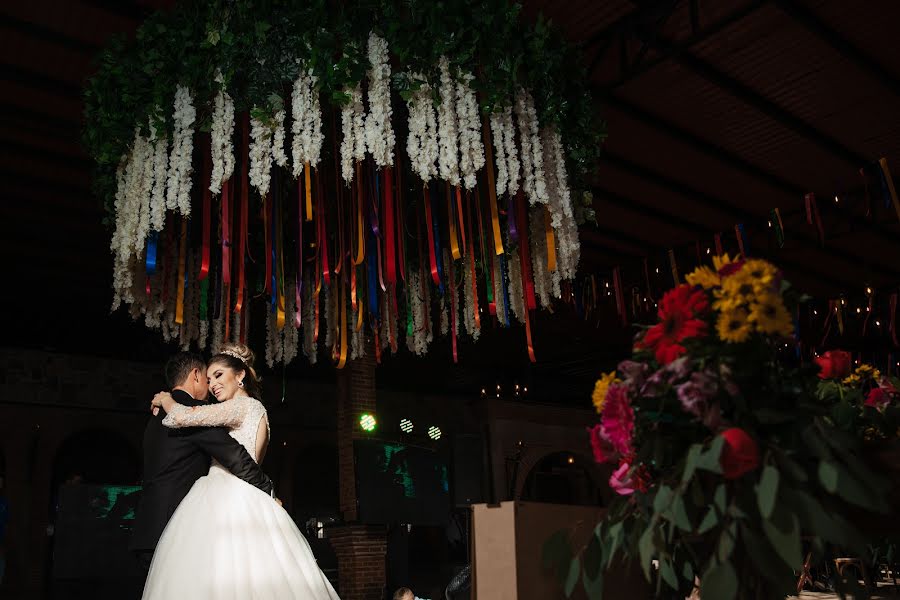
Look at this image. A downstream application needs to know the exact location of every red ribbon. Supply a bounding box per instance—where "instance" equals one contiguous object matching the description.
[221,176,231,286]
[466,191,480,330]
[714,233,723,256]
[263,191,272,296]
[805,192,825,245]
[234,115,249,311]
[423,187,440,286]
[200,146,211,281]
[396,166,406,283]
[516,191,536,311]
[449,252,458,363]
[384,167,396,284]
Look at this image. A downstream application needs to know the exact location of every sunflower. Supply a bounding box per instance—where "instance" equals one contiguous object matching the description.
[686,266,720,290]
[855,364,881,381]
[717,306,752,343]
[592,371,620,414]
[842,373,861,386]
[749,293,794,337]
[713,269,757,312]
[742,259,779,287]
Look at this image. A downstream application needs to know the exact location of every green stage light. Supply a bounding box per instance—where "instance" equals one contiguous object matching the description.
[360,413,377,432]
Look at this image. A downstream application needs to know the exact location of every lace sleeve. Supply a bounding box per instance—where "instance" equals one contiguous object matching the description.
[161,397,247,429]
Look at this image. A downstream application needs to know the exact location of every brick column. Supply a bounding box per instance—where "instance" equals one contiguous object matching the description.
[330,349,387,600]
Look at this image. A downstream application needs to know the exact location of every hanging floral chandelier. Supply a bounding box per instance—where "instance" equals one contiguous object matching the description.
[84,0,605,368]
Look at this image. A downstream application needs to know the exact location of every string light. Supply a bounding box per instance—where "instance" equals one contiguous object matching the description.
[567,456,575,465]
[876,320,881,327]
[834,195,840,204]
[706,247,711,255]
[767,220,772,228]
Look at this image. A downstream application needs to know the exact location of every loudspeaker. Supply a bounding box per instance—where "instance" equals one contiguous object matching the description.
[452,434,484,506]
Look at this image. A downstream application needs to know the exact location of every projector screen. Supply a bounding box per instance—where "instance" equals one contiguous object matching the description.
[354,439,450,525]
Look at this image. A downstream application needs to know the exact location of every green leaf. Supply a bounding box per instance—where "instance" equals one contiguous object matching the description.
[582,533,603,579]
[670,494,692,532]
[701,560,737,600]
[818,461,839,493]
[564,556,580,597]
[659,557,678,590]
[638,527,655,580]
[682,443,702,483]
[697,435,725,473]
[714,484,727,514]
[717,521,738,562]
[582,564,603,600]
[542,529,569,571]
[756,465,779,519]
[698,508,719,534]
[682,560,694,584]
[653,485,673,514]
[762,510,803,570]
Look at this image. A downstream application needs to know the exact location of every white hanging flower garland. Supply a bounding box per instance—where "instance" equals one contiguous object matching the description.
[210,71,235,195]
[272,109,288,168]
[456,71,484,190]
[502,106,521,196]
[364,32,395,168]
[340,84,365,184]
[149,114,168,232]
[406,77,438,182]
[507,250,526,325]
[291,68,324,175]
[514,88,548,206]
[249,113,274,197]
[489,111,508,197]
[437,57,460,186]
[541,125,580,280]
[166,85,196,216]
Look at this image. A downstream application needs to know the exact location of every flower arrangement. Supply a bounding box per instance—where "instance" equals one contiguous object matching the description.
[545,255,891,600]
[816,352,900,443]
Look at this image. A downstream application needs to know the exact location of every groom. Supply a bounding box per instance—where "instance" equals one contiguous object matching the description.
[130,352,275,585]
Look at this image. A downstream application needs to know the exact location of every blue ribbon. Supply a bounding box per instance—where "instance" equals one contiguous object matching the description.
[145,230,159,275]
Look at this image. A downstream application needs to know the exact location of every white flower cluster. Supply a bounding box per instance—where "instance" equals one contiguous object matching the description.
[350,303,366,360]
[265,277,300,367]
[380,290,398,355]
[324,283,335,353]
[150,116,168,232]
[490,106,520,198]
[515,89,547,206]
[506,250,526,325]
[166,85,196,216]
[249,113,274,197]
[491,256,508,327]
[405,271,433,355]
[291,69,323,175]
[439,296,450,336]
[272,109,288,168]
[302,274,319,364]
[111,131,152,308]
[364,32,395,168]
[437,57,460,186]
[456,72,484,190]
[541,125,579,280]
[406,77,438,182]
[210,72,235,195]
[340,84,366,184]
[528,207,561,308]
[211,311,224,355]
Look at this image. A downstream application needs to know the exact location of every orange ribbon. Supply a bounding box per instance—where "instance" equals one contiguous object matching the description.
[336,274,348,369]
[482,120,504,256]
[423,188,440,286]
[353,164,365,266]
[448,184,462,260]
[544,207,557,272]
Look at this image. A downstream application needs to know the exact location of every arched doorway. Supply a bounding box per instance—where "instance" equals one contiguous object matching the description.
[519,452,600,506]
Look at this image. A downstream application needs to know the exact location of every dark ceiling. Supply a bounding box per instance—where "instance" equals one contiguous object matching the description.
[1,0,899,403]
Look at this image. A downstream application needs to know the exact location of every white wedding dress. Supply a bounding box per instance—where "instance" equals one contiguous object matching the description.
[142,395,341,600]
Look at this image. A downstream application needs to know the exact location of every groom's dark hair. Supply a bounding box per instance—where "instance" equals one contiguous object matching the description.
[164,352,207,389]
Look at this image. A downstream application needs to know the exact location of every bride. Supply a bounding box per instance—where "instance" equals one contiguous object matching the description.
[142,343,340,600]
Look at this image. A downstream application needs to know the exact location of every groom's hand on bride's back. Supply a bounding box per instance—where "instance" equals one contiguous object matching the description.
[274,497,283,507]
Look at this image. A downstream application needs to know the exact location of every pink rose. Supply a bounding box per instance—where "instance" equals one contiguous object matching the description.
[609,461,635,496]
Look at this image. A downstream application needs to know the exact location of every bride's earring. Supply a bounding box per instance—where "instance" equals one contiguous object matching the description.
[238,380,244,388]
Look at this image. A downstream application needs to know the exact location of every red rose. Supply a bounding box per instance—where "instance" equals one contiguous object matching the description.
[719,428,760,480]
[814,350,852,380]
[866,387,889,410]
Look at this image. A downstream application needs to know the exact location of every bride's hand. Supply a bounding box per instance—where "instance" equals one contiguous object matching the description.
[151,391,174,413]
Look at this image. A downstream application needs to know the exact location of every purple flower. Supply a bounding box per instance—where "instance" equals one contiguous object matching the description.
[618,360,649,392]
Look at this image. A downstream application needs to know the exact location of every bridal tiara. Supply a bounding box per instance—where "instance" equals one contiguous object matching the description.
[220,349,248,365]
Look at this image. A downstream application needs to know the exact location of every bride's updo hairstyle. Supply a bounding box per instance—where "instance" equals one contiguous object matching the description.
[209,343,262,400]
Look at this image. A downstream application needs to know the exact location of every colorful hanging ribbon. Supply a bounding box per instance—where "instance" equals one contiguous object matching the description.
[613,266,627,326]
[482,120,504,256]
[770,208,785,248]
[353,163,365,266]
[668,249,680,285]
[804,192,825,246]
[384,166,396,284]
[449,183,462,260]
[304,162,313,222]
[516,191,536,311]
[878,158,900,223]
[336,273,348,369]
[222,176,231,286]
[544,207,557,272]
[449,252,458,363]
[146,231,159,275]
[200,150,211,281]
[734,224,748,257]
[424,185,441,287]
[175,218,187,325]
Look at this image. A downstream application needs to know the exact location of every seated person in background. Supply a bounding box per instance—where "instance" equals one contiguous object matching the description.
[393,587,428,600]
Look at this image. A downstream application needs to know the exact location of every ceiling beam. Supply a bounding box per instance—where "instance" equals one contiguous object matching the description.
[636,33,869,168]
[773,0,900,100]
[0,64,82,97]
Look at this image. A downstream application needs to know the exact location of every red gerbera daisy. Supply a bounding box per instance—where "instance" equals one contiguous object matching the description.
[637,284,709,364]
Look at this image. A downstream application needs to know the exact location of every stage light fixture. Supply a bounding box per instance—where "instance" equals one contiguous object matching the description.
[360,413,377,432]
[427,426,442,440]
[400,418,414,433]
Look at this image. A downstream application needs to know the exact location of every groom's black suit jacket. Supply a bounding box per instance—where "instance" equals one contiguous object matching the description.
[130,389,273,553]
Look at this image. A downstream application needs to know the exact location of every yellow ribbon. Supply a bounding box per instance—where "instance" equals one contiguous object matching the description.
[356,296,364,332]
[544,207,557,272]
[304,163,313,222]
[481,121,504,256]
[175,218,187,325]
[879,158,900,223]
[353,164,365,266]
